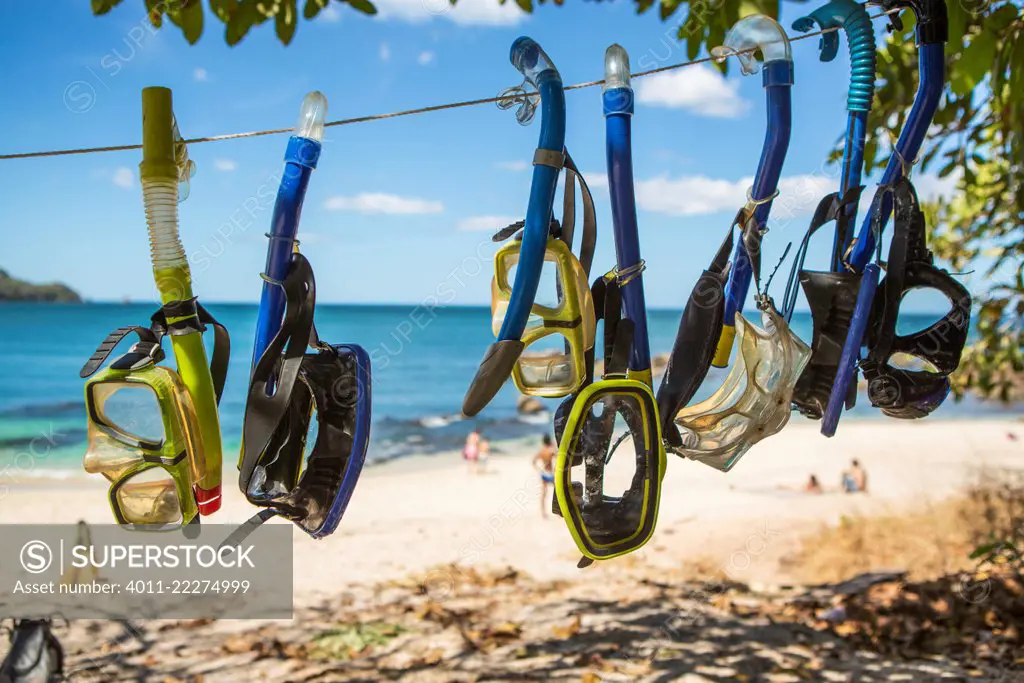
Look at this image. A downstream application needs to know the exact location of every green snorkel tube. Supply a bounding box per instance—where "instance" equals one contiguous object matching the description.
[140,87,225,515]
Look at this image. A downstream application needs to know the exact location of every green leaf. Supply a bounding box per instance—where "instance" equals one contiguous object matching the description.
[210,0,239,22]
[955,35,996,96]
[176,0,205,44]
[515,0,533,11]
[91,0,124,15]
[276,0,297,44]
[303,0,329,20]
[346,0,377,14]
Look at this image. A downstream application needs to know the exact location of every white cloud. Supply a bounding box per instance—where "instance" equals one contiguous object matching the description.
[629,173,835,217]
[417,50,435,66]
[458,215,520,232]
[496,160,529,172]
[112,167,134,189]
[373,0,525,25]
[635,66,749,119]
[193,67,208,82]
[324,193,444,215]
[213,158,238,172]
[320,4,342,22]
[909,171,959,201]
[379,42,391,62]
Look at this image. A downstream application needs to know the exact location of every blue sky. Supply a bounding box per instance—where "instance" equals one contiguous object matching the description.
[0,0,958,311]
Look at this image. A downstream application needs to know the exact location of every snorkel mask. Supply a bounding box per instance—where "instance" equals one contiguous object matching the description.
[860,178,970,418]
[786,0,877,421]
[822,0,961,432]
[80,312,227,527]
[238,94,370,540]
[463,37,597,415]
[551,46,665,565]
[657,17,809,472]
[554,278,665,564]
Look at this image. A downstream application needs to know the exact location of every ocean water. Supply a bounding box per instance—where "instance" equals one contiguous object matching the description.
[0,302,1015,477]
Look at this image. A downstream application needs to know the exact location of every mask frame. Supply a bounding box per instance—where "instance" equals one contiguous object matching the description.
[238,252,371,540]
[553,278,665,563]
[79,312,229,530]
[861,178,970,418]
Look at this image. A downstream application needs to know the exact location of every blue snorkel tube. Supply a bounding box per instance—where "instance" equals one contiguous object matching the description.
[822,0,949,435]
[603,45,653,385]
[251,92,327,375]
[463,37,567,416]
[713,16,795,366]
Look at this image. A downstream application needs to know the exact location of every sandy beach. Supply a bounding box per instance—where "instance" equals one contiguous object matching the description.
[3,418,1021,607]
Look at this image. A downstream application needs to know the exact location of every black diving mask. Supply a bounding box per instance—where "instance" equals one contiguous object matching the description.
[236,253,371,540]
[781,187,866,419]
[861,177,971,418]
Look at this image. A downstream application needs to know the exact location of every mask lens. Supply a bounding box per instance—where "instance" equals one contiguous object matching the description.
[558,382,662,559]
[117,467,182,525]
[96,383,165,444]
[519,332,574,389]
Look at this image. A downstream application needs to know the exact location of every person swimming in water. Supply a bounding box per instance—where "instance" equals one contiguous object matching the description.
[532,434,556,518]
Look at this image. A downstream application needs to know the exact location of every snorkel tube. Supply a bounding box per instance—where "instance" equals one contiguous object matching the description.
[463,37,567,416]
[603,45,652,386]
[140,87,223,515]
[712,15,794,366]
[251,92,327,373]
[822,0,948,435]
[793,0,876,270]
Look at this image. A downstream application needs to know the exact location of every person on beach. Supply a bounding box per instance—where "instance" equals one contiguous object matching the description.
[477,437,490,474]
[532,434,556,518]
[463,430,480,475]
[805,474,823,494]
[841,459,868,493]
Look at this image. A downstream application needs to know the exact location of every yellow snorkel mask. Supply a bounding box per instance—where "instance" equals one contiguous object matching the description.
[488,155,598,400]
[552,277,665,565]
[80,325,217,527]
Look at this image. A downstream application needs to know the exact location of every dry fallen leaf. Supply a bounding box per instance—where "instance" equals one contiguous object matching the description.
[552,615,582,639]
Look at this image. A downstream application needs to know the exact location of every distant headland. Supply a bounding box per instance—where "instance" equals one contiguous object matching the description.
[0,269,81,303]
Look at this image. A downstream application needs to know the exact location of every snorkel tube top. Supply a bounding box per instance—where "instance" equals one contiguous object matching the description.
[463,37,566,417]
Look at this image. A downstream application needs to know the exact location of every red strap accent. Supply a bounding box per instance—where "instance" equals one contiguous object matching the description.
[195,484,222,516]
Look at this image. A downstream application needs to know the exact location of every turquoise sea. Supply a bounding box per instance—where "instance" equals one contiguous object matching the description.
[0,303,1017,477]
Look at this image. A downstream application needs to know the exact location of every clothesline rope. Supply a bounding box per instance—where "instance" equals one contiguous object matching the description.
[0,10,898,162]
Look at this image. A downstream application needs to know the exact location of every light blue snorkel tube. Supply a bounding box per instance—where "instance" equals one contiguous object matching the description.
[603,45,653,385]
[713,16,795,366]
[822,0,949,435]
[793,0,877,270]
[463,37,567,416]
[251,92,327,375]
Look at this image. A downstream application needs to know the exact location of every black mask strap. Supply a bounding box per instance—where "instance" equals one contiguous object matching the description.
[781,187,865,321]
[239,253,318,486]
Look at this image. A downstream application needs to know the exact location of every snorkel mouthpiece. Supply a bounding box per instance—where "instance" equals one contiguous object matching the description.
[295,91,327,142]
[462,340,525,416]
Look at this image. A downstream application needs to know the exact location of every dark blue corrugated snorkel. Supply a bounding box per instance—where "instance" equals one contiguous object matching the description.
[462,37,567,416]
